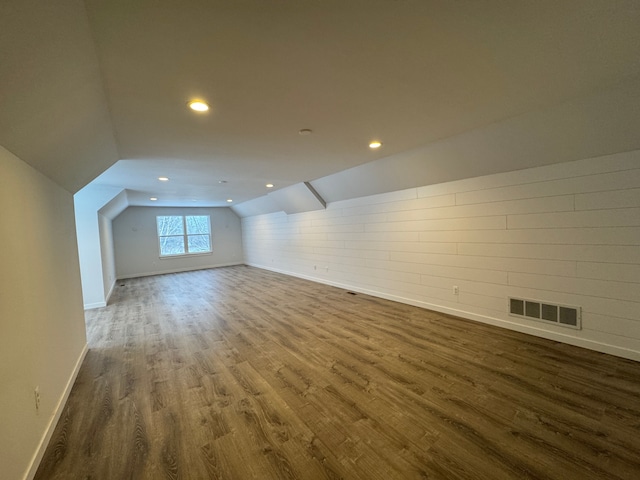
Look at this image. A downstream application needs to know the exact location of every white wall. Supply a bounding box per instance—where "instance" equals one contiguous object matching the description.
[74,208,104,308]
[243,150,640,361]
[0,146,87,480]
[113,206,243,279]
[74,185,123,309]
[98,213,116,302]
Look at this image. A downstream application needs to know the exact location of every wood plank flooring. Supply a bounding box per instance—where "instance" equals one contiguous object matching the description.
[35,266,640,479]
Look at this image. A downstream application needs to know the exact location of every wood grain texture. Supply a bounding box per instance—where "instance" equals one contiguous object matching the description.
[35,266,640,479]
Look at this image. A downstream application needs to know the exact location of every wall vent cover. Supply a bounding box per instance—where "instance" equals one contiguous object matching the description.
[509,297,581,329]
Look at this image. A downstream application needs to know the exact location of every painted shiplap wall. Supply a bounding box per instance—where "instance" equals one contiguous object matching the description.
[243,151,640,361]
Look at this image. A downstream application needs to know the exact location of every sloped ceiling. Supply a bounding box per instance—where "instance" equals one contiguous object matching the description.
[1,0,640,209]
[0,0,119,193]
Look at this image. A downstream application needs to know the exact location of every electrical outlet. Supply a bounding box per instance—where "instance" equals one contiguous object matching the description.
[34,387,40,411]
[314,265,317,270]
[453,285,459,295]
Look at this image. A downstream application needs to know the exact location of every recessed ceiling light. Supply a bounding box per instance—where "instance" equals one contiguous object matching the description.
[158,177,169,182]
[266,183,274,188]
[226,199,233,203]
[150,197,158,201]
[298,128,312,135]
[369,141,383,149]
[188,100,210,112]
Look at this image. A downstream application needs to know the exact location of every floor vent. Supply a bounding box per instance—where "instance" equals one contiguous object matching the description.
[509,297,581,329]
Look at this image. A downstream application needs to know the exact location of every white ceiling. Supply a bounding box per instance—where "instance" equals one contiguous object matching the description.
[2,0,640,210]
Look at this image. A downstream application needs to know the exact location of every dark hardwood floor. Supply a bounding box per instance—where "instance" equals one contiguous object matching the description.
[35,266,640,479]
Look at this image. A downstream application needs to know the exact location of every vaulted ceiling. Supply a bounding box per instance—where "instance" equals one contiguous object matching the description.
[1,0,640,211]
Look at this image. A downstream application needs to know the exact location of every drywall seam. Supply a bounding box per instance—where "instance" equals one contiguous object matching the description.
[25,344,89,480]
[246,262,640,363]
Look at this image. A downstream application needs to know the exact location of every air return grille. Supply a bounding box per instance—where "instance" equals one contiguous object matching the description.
[509,297,581,329]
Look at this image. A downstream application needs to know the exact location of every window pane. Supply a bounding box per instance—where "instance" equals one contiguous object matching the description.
[187,234,211,253]
[159,236,185,256]
[157,216,184,236]
[186,215,210,234]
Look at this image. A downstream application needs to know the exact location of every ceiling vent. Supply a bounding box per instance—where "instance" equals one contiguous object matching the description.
[509,297,581,329]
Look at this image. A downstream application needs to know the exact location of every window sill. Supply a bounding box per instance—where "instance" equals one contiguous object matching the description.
[159,251,213,259]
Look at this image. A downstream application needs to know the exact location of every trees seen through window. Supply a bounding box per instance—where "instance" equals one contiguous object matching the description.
[156,215,211,256]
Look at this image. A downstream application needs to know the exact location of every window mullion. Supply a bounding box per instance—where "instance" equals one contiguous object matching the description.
[183,216,189,253]
[157,214,210,257]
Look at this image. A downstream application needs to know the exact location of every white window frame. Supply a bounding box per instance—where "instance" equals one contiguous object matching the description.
[156,215,212,258]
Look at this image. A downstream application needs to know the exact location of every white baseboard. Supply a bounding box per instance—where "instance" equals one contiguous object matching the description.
[25,344,88,480]
[83,279,118,310]
[118,262,244,280]
[117,262,244,280]
[83,301,106,310]
[247,263,640,363]
[105,278,116,305]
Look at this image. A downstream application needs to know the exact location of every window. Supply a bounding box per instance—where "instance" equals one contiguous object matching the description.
[156,215,211,257]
